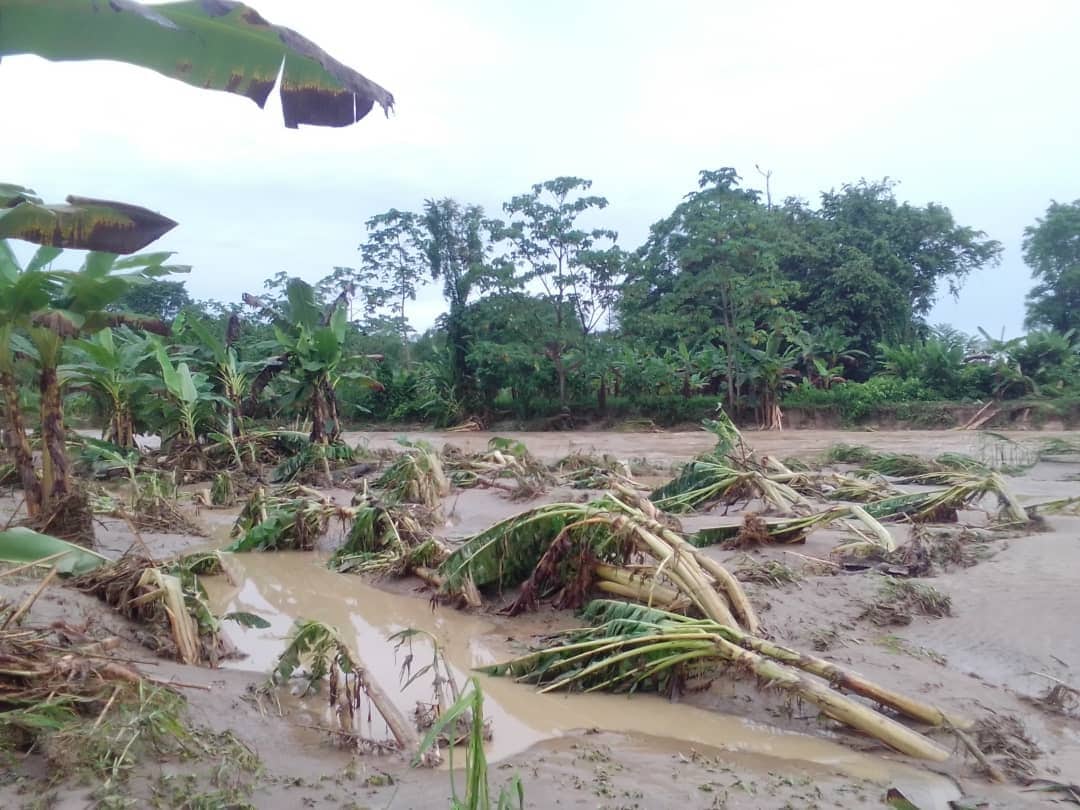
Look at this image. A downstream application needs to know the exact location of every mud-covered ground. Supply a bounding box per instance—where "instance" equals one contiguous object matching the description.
[2,428,1079,809]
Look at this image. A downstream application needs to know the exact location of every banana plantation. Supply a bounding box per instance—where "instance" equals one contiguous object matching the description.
[2,2,1080,810]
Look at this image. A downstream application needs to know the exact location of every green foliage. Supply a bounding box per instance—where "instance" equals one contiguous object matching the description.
[1023,199,1080,333]
[414,679,524,810]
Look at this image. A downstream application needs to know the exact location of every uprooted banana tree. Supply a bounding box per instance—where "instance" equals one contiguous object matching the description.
[482,599,967,761]
[436,485,759,633]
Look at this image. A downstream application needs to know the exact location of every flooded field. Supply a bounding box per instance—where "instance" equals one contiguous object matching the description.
[4,428,1079,809]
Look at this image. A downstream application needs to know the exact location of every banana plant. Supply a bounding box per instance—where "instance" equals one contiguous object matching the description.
[1,183,177,254]
[0,240,187,522]
[62,326,158,448]
[259,280,381,446]
[0,0,394,129]
[153,344,225,455]
[173,312,255,439]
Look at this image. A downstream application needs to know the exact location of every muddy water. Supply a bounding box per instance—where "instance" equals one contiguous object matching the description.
[205,551,959,803]
[345,427,1074,467]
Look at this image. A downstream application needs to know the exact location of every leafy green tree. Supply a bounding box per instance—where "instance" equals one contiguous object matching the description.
[111,278,192,320]
[63,327,157,448]
[499,177,620,405]
[779,181,1001,353]
[422,199,500,409]
[621,168,795,411]
[0,241,186,525]
[360,209,426,356]
[1023,200,1080,332]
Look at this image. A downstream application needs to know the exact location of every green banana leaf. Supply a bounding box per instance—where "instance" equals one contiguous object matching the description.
[0,1,394,128]
[0,184,177,254]
[0,527,109,576]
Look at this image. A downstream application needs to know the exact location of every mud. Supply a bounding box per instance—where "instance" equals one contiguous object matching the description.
[3,428,1079,809]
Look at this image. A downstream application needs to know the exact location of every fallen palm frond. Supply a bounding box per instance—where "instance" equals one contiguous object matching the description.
[377,440,450,512]
[70,553,237,666]
[689,505,894,553]
[438,487,758,633]
[329,499,449,577]
[227,484,349,552]
[1024,496,1080,517]
[271,440,355,485]
[859,577,952,626]
[480,599,958,760]
[269,619,421,757]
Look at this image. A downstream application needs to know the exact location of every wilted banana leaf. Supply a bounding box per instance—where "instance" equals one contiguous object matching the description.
[0,526,109,575]
[0,0,394,128]
[0,184,177,254]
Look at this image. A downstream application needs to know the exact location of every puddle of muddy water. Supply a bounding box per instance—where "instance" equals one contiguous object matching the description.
[204,551,960,805]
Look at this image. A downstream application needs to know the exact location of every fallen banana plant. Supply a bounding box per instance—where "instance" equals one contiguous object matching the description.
[863,473,1029,525]
[650,459,811,514]
[227,484,350,552]
[376,440,450,512]
[443,438,554,499]
[269,619,424,759]
[437,486,759,633]
[329,499,450,577]
[70,554,236,666]
[481,600,966,760]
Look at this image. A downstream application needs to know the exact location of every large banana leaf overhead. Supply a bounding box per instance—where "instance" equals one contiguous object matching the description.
[0,0,395,128]
[0,183,177,254]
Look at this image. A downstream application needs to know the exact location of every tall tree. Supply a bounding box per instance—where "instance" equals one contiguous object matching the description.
[499,177,620,405]
[360,209,425,357]
[111,278,192,320]
[422,199,498,407]
[1023,200,1080,333]
[621,169,795,411]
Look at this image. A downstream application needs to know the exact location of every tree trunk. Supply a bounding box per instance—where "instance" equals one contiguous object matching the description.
[39,365,69,510]
[1,369,42,517]
[324,381,341,443]
[597,373,607,413]
[309,384,327,445]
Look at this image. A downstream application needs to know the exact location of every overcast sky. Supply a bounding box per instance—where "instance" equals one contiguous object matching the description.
[4,0,1079,338]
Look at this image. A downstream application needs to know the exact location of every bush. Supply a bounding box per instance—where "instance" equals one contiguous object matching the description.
[783,378,937,423]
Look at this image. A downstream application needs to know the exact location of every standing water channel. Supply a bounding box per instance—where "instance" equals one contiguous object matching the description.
[204,549,961,806]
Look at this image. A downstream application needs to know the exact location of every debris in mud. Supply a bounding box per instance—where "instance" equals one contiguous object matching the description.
[859,577,953,626]
[442,437,554,500]
[1022,673,1080,717]
[329,497,449,577]
[731,554,801,587]
[971,714,1042,782]
[376,440,450,512]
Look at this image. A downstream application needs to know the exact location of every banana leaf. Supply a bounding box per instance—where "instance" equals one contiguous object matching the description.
[0,526,109,575]
[0,0,394,129]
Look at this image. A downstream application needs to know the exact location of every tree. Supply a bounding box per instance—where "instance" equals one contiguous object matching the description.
[1023,200,1080,333]
[499,177,620,405]
[422,199,499,408]
[111,278,193,320]
[621,169,795,412]
[0,241,186,534]
[0,0,394,129]
[360,210,426,356]
[781,181,1002,352]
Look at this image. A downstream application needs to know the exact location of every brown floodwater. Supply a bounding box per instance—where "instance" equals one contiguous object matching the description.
[204,551,960,804]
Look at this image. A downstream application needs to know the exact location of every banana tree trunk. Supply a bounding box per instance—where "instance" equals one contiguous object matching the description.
[39,365,69,508]
[1,368,42,516]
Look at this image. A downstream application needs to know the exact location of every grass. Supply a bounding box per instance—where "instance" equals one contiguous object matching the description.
[731,555,801,587]
[859,577,952,626]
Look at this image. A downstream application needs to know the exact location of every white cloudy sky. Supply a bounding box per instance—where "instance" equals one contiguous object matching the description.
[4,0,1079,337]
